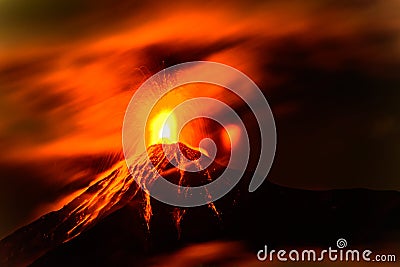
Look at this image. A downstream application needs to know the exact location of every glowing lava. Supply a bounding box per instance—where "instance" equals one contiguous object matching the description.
[149,110,178,145]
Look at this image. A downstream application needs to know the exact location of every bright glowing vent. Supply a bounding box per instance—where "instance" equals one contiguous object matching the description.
[149,110,178,145]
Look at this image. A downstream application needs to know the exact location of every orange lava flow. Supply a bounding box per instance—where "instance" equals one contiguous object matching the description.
[64,159,138,241]
[173,208,186,239]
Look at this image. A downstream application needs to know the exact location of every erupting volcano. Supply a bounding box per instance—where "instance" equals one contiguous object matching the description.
[1,62,399,267]
[0,63,258,266]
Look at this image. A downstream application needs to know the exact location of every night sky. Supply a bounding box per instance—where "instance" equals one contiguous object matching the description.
[1,0,399,239]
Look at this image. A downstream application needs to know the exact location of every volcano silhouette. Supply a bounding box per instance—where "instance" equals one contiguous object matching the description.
[1,143,400,267]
